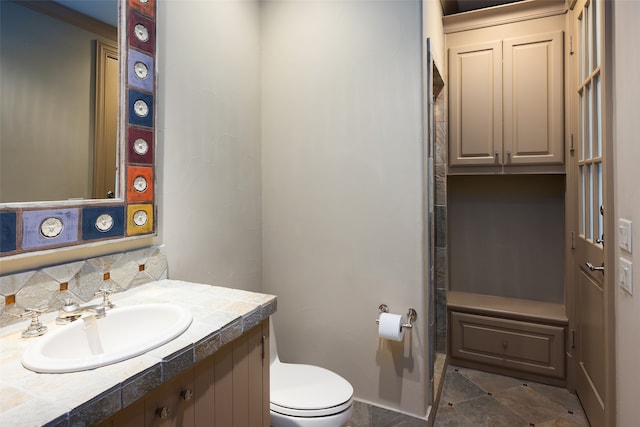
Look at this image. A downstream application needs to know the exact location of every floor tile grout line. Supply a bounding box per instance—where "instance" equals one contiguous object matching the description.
[435,365,590,427]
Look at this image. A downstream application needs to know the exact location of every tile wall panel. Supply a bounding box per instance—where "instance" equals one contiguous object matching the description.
[0,246,168,327]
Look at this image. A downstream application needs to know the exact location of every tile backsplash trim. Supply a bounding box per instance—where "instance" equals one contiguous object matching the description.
[0,246,168,327]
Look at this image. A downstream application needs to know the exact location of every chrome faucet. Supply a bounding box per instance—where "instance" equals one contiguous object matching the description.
[56,300,106,324]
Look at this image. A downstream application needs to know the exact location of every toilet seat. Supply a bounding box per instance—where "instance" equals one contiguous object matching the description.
[271,362,354,417]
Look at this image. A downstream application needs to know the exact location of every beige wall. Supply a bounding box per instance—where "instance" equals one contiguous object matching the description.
[261,0,429,416]
[612,1,640,425]
[424,0,445,73]
[156,0,262,292]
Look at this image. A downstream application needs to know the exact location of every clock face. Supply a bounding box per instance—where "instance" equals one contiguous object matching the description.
[133,176,148,192]
[134,61,149,80]
[133,210,148,226]
[95,214,114,232]
[40,217,63,238]
[134,24,149,42]
[133,99,149,117]
[133,138,149,155]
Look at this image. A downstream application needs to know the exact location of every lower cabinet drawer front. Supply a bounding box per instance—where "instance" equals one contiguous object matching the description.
[450,311,565,379]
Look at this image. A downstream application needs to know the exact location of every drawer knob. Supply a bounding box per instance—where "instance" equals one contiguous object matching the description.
[156,406,169,419]
[181,388,193,401]
[502,340,508,350]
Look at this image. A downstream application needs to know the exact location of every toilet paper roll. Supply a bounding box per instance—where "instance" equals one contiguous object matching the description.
[378,312,404,341]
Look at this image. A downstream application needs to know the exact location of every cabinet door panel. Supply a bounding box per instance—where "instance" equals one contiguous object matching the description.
[112,399,145,427]
[503,31,564,165]
[145,370,195,427]
[231,323,268,427]
[450,311,565,378]
[232,334,250,426]
[194,356,216,427]
[246,322,268,427]
[214,343,234,426]
[449,41,503,166]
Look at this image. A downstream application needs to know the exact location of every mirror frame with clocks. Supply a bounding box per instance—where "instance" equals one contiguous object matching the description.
[0,0,157,258]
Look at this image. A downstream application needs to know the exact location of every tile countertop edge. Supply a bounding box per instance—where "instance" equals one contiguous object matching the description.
[0,279,277,427]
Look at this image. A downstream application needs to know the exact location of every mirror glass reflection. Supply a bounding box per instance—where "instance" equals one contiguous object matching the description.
[0,0,118,203]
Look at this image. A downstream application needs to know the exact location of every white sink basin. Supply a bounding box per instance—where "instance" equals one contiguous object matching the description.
[22,303,193,373]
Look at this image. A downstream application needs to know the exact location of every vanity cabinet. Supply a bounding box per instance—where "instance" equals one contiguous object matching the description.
[108,370,195,427]
[144,369,195,427]
[447,15,565,171]
[98,321,269,427]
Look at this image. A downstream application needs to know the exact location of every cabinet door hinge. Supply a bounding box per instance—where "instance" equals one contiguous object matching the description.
[570,35,574,55]
[571,231,576,249]
[570,133,575,155]
[261,335,267,360]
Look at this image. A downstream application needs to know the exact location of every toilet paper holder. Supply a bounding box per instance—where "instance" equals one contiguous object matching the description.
[376,304,417,330]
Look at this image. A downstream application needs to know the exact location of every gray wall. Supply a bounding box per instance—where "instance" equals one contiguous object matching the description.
[612,0,640,424]
[261,0,429,416]
[156,0,262,291]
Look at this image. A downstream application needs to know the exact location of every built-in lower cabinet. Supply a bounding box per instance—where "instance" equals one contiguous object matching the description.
[448,292,567,386]
[98,320,269,427]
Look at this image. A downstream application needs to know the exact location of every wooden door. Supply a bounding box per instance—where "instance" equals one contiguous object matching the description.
[571,0,614,425]
[503,31,564,165]
[93,40,119,199]
[449,40,502,166]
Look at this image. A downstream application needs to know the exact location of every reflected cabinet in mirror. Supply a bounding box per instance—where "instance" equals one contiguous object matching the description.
[0,0,157,257]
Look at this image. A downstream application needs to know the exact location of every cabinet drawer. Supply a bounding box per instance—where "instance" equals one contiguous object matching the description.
[450,311,565,379]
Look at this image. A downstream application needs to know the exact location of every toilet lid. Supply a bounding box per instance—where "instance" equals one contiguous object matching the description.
[271,362,353,414]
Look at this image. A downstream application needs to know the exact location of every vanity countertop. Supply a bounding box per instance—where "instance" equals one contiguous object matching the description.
[0,280,277,427]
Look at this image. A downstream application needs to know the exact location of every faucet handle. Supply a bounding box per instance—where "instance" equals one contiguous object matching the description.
[61,298,79,311]
[17,306,49,338]
[56,299,81,325]
[95,288,115,309]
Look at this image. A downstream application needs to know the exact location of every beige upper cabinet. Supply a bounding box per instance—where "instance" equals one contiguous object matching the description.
[503,31,564,166]
[449,41,503,166]
[448,19,565,171]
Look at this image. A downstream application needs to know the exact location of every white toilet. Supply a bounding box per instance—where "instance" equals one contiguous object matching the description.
[270,320,354,427]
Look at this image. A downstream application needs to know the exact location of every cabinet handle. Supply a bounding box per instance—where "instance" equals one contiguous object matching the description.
[181,388,193,401]
[495,150,500,163]
[506,150,511,163]
[156,406,169,419]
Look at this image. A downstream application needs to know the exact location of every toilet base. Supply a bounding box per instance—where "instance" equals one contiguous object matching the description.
[270,403,353,427]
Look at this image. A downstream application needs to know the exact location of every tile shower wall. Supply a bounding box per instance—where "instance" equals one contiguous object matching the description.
[434,85,447,354]
[0,246,168,327]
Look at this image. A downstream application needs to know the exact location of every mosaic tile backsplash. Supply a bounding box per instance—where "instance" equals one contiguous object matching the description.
[0,246,168,327]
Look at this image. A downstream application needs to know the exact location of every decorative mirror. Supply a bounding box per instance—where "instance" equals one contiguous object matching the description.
[0,0,157,257]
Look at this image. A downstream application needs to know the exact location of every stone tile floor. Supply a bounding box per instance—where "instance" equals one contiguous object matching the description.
[434,365,591,427]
